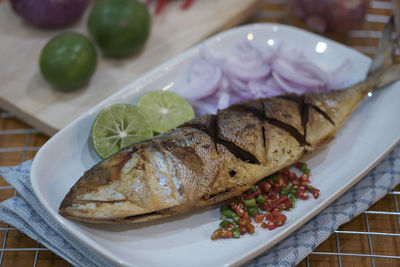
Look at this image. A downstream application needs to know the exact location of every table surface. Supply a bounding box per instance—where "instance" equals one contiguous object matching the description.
[1,0,400,266]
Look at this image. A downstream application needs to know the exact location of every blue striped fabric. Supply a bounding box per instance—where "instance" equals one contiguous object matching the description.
[1,144,399,266]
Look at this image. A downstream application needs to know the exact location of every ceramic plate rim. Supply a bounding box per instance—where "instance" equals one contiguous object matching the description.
[30,23,399,266]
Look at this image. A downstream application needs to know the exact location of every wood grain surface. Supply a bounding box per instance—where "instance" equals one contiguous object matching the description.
[0,0,259,136]
[1,0,400,266]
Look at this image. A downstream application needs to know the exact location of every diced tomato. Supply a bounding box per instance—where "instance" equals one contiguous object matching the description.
[276,195,289,205]
[243,188,262,200]
[267,221,276,230]
[275,176,288,188]
[296,186,309,200]
[268,190,278,200]
[288,171,297,181]
[300,174,310,183]
[221,230,233,238]
[247,223,255,234]
[312,189,320,199]
[231,200,246,217]
[239,224,247,235]
[282,167,290,176]
[273,214,287,226]
[261,199,270,211]
[239,217,251,226]
[258,181,272,193]
[261,222,268,229]
[211,229,223,240]
[294,162,303,169]
[224,223,236,231]
[254,214,265,223]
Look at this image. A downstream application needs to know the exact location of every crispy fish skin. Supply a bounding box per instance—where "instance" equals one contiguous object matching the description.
[59,18,400,223]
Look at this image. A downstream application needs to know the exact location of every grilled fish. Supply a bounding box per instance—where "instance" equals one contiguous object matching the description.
[59,18,400,223]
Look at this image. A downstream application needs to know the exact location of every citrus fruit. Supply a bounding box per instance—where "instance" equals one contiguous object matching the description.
[39,32,97,91]
[91,104,153,159]
[87,0,151,57]
[136,91,195,133]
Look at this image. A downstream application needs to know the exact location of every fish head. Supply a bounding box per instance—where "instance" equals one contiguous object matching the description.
[59,144,184,223]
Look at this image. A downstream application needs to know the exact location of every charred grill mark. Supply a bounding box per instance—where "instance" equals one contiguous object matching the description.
[181,115,260,164]
[309,104,335,125]
[230,101,310,147]
[162,141,203,175]
[266,118,309,146]
[217,138,260,164]
[122,211,158,221]
[278,94,300,103]
[280,93,335,126]
[279,95,309,143]
[261,126,266,152]
[299,95,309,142]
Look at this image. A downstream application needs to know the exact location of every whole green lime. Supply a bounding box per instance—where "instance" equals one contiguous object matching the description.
[88,0,151,57]
[39,32,97,91]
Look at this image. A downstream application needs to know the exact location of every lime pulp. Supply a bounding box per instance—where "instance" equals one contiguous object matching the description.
[136,91,195,133]
[91,104,153,159]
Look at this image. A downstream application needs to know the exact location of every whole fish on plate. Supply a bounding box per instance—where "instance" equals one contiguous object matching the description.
[59,18,400,223]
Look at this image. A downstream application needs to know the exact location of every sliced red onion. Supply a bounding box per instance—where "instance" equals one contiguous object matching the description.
[199,45,226,67]
[223,60,271,81]
[170,58,222,101]
[272,72,307,94]
[174,40,348,116]
[222,40,272,81]
[226,76,249,98]
[216,92,231,110]
[328,58,353,89]
[247,40,278,63]
[192,100,218,116]
[248,78,286,98]
[273,58,326,90]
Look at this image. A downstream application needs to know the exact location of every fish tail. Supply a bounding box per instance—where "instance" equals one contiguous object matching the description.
[367,16,400,89]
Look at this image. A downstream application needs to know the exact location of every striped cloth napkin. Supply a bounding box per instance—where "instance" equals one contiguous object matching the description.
[1,144,399,266]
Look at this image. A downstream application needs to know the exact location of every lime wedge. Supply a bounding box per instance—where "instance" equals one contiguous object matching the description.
[91,104,153,159]
[137,91,195,133]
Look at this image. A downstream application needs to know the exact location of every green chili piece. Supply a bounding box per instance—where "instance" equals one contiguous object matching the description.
[250,185,258,192]
[290,187,298,195]
[233,215,240,225]
[304,168,311,174]
[269,173,278,181]
[221,206,236,218]
[289,195,298,206]
[256,194,266,204]
[245,198,256,208]
[219,220,231,228]
[247,207,259,217]
[220,215,227,221]
[232,228,241,238]
[280,186,291,196]
[299,162,307,170]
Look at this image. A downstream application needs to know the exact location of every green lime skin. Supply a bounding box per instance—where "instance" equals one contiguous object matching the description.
[39,32,97,91]
[88,0,151,57]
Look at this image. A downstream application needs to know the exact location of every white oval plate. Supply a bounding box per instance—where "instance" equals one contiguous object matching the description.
[31,24,400,267]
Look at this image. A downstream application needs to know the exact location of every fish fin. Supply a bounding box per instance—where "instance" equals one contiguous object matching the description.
[366,16,400,90]
[368,16,397,76]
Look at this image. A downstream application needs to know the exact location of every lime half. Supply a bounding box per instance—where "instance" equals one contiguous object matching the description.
[137,91,195,133]
[91,104,153,159]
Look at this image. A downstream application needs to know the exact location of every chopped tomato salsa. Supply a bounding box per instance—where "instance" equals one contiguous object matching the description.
[211,162,320,240]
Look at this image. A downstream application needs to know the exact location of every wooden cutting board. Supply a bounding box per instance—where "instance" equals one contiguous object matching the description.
[0,0,259,136]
